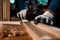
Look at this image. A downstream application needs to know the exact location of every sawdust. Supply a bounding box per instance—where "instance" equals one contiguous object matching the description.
[0,24,32,40]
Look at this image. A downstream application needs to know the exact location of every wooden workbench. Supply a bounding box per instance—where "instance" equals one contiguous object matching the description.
[0,21,60,40]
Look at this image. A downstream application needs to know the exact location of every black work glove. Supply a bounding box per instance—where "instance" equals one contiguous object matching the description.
[34,11,54,25]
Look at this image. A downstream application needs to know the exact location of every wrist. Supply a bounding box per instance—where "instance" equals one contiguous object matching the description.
[19,8,27,11]
[43,11,54,19]
[47,10,54,16]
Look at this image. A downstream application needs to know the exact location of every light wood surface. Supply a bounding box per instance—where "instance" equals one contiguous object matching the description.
[24,21,60,40]
[0,0,10,21]
[30,21,60,39]
[0,21,21,25]
[3,0,10,21]
[0,21,60,40]
[0,0,3,21]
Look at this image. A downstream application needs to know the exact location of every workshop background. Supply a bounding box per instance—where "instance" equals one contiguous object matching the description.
[0,0,60,40]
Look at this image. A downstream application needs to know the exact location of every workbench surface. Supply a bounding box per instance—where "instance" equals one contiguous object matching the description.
[0,21,60,40]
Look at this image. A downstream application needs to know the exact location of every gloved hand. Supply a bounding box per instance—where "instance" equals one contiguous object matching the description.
[34,11,54,25]
[17,9,28,19]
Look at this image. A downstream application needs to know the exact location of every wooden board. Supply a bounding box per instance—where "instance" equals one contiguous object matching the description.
[24,21,60,40]
[0,21,60,40]
[0,0,3,20]
[3,0,10,21]
[0,21,21,25]
[0,0,10,21]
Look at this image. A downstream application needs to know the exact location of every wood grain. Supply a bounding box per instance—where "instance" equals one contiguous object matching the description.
[0,21,60,40]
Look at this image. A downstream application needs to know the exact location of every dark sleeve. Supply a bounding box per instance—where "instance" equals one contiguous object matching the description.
[47,0,60,12]
[17,0,27,10]
[17,0,38,11]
